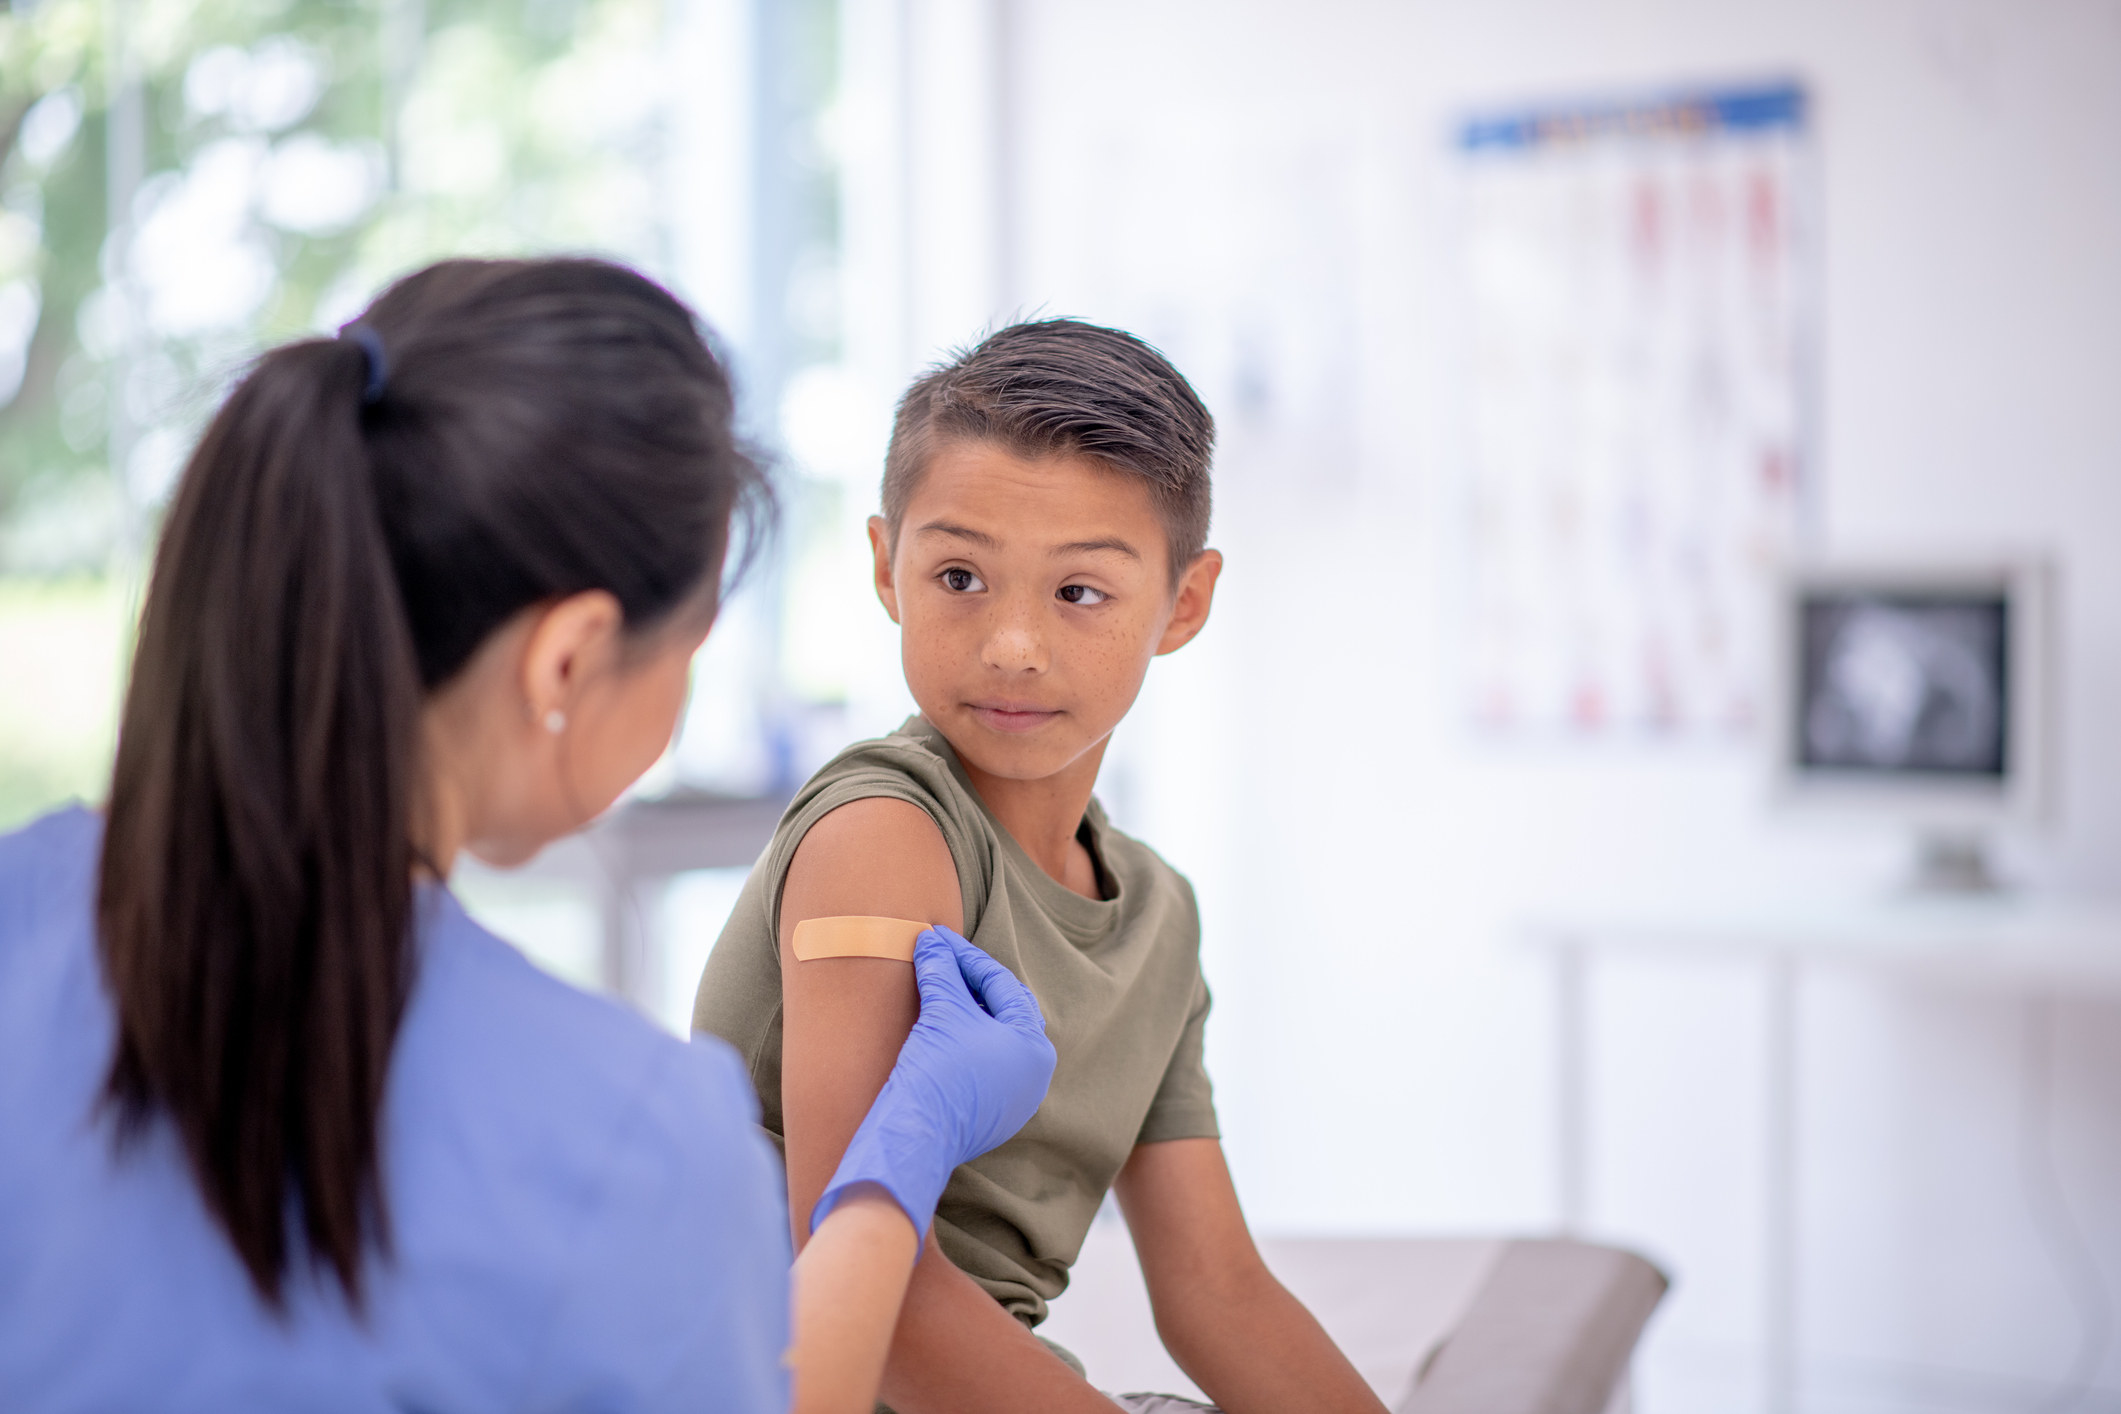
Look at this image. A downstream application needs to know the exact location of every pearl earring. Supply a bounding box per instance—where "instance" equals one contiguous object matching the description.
[544,709,567,735]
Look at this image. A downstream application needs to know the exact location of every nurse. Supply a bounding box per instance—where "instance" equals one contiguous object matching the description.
[0,257,1056,1413]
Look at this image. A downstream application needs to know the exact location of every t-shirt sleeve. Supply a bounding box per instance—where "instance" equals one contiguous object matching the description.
[761,761,984,945]
[1135,971,1219,1145]
[522,1037,794,1414]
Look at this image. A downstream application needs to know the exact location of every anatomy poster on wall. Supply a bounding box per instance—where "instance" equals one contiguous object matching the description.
[1453,83,1811,739]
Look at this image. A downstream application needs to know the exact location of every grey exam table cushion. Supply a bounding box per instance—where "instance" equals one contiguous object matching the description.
[1396,1238,1668,1414]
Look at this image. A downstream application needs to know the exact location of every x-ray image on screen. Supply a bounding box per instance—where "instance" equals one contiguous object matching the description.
[1796,595,2009,777]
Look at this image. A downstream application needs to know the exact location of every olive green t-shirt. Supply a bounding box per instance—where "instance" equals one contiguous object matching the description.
[692,716,1218,1329]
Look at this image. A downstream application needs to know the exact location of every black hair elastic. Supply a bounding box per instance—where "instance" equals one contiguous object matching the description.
[342,323,389,405]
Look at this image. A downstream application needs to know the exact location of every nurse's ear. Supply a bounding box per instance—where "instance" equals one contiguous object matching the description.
[519,590,626,731]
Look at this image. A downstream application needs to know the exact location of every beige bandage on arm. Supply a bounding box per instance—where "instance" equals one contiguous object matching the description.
[790,916,927,963]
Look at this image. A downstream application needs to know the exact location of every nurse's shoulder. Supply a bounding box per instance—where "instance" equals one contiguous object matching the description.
[0,802,97,952]
[0,806,106,1124]
[379,885,794,1411]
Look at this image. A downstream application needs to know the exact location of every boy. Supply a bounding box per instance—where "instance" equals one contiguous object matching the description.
[695,321,1384,1414]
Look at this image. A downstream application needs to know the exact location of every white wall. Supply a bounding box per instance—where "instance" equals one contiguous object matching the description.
[894,2,2121,1410]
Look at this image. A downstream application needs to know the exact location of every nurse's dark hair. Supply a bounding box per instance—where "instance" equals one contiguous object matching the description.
[96,257,766,1311]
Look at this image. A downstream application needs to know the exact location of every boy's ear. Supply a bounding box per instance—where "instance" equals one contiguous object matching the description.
[1154,548,1222,656]
[867,516,903,624]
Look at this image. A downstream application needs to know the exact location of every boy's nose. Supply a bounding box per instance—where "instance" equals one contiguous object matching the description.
[981,607,1048,673]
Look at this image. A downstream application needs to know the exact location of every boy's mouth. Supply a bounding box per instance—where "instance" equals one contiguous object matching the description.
[967,702,1063,734]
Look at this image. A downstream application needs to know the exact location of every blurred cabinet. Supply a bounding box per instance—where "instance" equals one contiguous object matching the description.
[1527,897,2121,1414]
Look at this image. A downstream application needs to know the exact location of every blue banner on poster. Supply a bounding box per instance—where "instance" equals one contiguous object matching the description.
[1459,81,1806,153]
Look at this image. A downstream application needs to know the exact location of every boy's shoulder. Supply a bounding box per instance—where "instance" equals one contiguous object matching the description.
[796,716,959,796]
[776,718,998,874]
[793,722,1198,910]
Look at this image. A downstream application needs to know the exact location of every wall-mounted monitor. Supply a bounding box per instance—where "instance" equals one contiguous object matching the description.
[1772,558,2051,889]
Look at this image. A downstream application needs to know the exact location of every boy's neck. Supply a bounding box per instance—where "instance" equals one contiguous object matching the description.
[952,734,1110,899]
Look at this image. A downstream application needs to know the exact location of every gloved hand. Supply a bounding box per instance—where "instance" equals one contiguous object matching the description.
[812,926,1057,1237]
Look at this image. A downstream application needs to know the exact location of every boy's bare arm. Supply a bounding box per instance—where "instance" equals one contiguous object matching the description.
[779,798,1115,1414]
[1116,1138,1389,1414]
[778,797,942,1251]
[875,1228,1110,1413]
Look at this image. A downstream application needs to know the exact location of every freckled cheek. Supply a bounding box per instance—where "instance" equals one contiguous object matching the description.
[1069,616,1151,717]
[902,605,975,690]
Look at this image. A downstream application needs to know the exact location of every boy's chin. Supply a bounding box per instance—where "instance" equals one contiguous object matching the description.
[934,711,1102,783]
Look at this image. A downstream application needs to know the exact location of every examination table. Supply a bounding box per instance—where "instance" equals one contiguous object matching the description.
[1039,1224,1667,1413]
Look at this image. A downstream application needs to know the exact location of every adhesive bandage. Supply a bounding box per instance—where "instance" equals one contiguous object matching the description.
[791,915,928,962]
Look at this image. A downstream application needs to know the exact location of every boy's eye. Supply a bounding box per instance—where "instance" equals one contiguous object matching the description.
[942,567,985,593]
[1057,584,1108,606]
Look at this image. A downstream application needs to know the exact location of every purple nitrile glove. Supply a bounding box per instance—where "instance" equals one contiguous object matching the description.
[811,926,1056,1237]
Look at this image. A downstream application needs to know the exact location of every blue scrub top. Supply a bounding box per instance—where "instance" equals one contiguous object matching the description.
[0,807,794,1413]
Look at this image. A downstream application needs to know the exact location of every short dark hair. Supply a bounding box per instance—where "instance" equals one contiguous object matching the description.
[97,257,767,1312]
[882,319,1214,579]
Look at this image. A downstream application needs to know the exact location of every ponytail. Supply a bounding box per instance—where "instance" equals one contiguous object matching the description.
[100,336,421,1307]
[96,258,763,1309]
